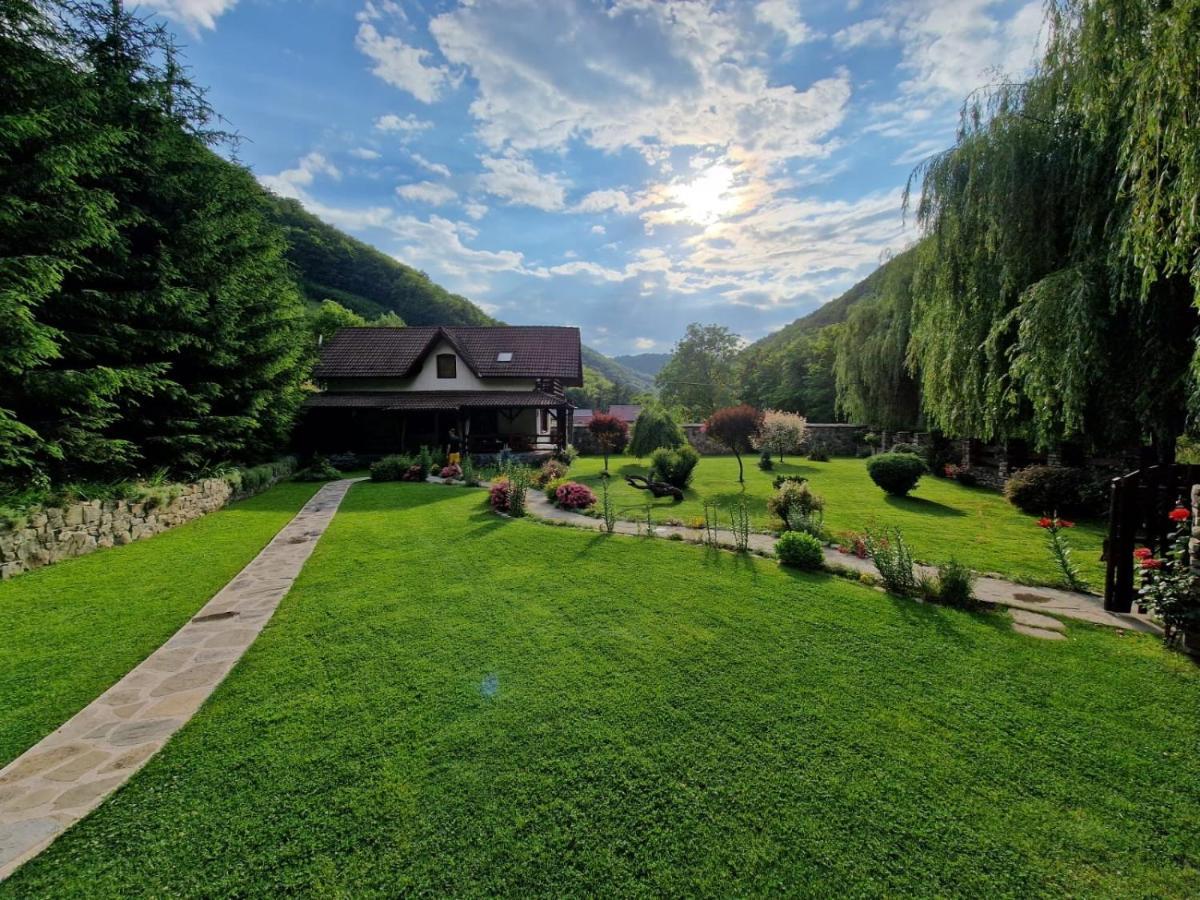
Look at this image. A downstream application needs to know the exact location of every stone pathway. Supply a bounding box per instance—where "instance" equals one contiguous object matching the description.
[519,489,1161,640]
[0,478,360,881]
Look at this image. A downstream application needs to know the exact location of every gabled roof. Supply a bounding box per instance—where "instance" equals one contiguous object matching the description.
[314,326,583,385]
[304,390,568,410]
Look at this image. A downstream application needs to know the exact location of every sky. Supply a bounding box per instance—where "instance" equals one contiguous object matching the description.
[144,0,1046,355]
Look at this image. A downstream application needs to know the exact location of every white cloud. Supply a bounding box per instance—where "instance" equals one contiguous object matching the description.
[463,200,489,220]
[410,152,451,178]
[396,181,458,205]
[754,0,816,46]
[832,17,896,49]
[477,155,569,211]
[141,0,238,32]
[575,190,637,215]
[258,152,340,200]
[374,114,433,137]
[356,22,454,103]
[428,0,850,162]
[633,337,656,350]
[349,147,382,160]
[590,225,606,235]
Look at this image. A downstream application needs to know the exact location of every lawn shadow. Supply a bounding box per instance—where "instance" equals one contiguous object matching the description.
[884,591,1012,648]
[884,494,966,517]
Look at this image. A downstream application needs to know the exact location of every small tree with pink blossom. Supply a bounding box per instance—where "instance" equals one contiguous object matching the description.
[754,410,807,463]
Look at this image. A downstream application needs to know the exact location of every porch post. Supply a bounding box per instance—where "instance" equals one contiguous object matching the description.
[556,405,567,451]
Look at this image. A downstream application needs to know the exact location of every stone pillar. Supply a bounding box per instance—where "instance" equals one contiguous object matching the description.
[1191,484,1200,581]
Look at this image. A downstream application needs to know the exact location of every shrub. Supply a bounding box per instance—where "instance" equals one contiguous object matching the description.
[294,456,342,482]
[776,530,824,570]
[890,441,921,455]
[863,431,881,447]
[489,477,512,512]
[936,559,976,608]
[865,526,918,596]
[400,464,426,482]
[544,476,568,501]
[534,458,568,487]
[807,444,830,462]
[555,444,579,465]
[767,481,825,535]
[439,463,462,480]
[628,405,685,457]
[649,444,700,489]
[370,454,412,482]
[415,445,436,478]
[758,449,774,471]
[866,452,927,496]
[555,481,597,509]
[772,474,807,490]
[943,463,978,487]
[1004,465,1105,517]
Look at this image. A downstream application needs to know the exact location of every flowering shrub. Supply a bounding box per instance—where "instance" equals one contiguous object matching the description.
[489,477,512,512]
[534,458,568,487]
[439,464,462,479]
[943,463,978,487]
[1137,506,1199,648]
[1037,514,1087,591]
[837,532,868,559]
[400,464,426,482]
[768,481,825,536]
[555,481,596,510]
[864,526,918,596]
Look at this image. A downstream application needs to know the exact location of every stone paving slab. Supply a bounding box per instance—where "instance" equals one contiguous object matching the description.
[0,478,360,881]
[1009,608,1067,632]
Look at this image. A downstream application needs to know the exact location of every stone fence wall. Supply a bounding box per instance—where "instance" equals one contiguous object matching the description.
[2,477,241,580]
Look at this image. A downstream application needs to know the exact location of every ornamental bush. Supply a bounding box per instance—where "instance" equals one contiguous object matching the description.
[294,456,341,482]
[489,477,512,512]
[439,464,462,480]
[369,454,412,481]
[767,481,825,535]
[776,531,824,570]
[1004,465,1106,517]
[866,452,927,496]
[649,444,700,489]
[628,405,685,457]
[555,481,596,509]
[534,458,568,487]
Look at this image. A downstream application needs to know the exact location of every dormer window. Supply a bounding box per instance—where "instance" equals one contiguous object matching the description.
[496,352,513,362]
[436,353,457,379]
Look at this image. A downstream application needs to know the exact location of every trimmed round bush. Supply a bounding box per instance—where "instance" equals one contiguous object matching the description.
[628,405,685,457]
[1004,465,1105,516]
[555,481,597,510]
[776,531,824,570]
[866,452,927,496]
[649,444,700,489]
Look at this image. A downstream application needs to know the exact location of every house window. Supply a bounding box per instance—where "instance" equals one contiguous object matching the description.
[436,354,457,379]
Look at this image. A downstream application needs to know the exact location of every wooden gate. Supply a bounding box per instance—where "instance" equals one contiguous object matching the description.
[1105,464,1200,612]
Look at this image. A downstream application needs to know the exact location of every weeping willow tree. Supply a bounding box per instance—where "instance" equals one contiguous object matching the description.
[834,248,922,428]
[906,0,1198,460]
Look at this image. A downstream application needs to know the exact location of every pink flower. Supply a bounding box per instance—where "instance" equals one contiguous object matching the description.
[1140,558,1164,571]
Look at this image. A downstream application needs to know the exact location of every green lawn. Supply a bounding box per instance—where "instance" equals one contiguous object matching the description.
[0,480,320,768]
[7,482,1196,897]
[571,455,1107,587]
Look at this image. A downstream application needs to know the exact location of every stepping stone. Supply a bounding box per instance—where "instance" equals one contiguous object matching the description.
[1012,623,1067,641]
[1010,608,1066,632]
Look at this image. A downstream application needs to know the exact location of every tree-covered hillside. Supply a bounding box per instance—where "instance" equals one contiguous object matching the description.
[267,195,653,392]
[613,353,671,379]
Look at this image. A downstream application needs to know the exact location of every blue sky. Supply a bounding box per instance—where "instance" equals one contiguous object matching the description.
[147,0,1045,355]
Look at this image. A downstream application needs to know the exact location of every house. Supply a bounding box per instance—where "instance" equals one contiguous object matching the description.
[299,325,582,458]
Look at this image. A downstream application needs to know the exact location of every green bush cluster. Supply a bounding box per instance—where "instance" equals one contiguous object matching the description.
[865,452,927,496]
[369,455,412,482]
[1003,465,1106,517]
[776,531,824,570]
[649,445,700,489]
[226,458,297,496]
[628,405,685,457]
[294,456,343,482]
[865,526,918,596]
[767,481,825,537]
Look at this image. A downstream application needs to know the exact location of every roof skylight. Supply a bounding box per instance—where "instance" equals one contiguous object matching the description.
[496,352,513,362]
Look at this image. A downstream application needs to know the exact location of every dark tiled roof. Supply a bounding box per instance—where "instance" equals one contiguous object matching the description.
[314,326,583,385]
[303,390,570,411]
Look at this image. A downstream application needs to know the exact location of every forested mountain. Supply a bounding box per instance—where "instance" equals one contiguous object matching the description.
[267,195,653,391]
[613,353,671,378]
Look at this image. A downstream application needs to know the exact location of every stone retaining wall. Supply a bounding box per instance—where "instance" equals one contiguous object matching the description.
[1,478,240,580]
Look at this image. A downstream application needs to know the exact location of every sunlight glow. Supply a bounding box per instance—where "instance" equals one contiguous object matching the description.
[669,163,738,225]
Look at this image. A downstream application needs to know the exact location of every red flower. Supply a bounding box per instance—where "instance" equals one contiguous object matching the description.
[1037,517,1053,528]
[1058,519,1075,529]
[1140,558,1164,571]
[1133,547,1153,560]
[1169,507,1190,523]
